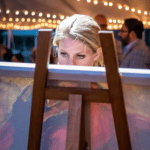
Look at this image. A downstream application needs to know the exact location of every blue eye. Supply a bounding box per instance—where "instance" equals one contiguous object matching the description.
[60,52,67,57]
[77,55,85,59]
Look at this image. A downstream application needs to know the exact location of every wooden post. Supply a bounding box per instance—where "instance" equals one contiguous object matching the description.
[28,29,52,150]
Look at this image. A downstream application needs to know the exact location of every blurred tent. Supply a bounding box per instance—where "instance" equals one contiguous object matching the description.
[0,0,150,30]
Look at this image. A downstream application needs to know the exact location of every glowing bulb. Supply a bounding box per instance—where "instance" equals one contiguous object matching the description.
[38,19,42,22]
[125,6,129,11]
[39,12,43,17]
[143,21,146,24]
[24,11,28,15]
[109,2,113,6]
[47,14,51,18]
[109,19,112,23]
[57,20,61,24]
[119,25,122,28]
[15,11,19,15]
[48,19,52,23]
[148,22,150,25]
[114,25,118,29]
[2,17,6,21]
[42,19,45,22]
[131,8,135,12]
[108,25,112,29]
[93,0,98,4]
[45,23,48,26]
[6,10,10,14]
[113,19,116,23]
[118,5,122,9]
[104,1,108,6]
[53,15,56,19]
[87,0,91,3]
[53,20,56,23]
[137,10,141,14]
[31,12,35,16]
[15,18,19,22]
[0,9,1,13]
[9,18,13,21]
[144,11,148,15]
[32,18,36,22]
[27,18,31,22]
[60,15,64,19]
[118,20,121,23]
[21,18,25,22]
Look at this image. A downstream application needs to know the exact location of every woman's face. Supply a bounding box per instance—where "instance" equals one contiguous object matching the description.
[58,38,99,66]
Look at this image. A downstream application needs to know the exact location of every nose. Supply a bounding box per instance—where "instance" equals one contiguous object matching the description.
[68,58,76,65]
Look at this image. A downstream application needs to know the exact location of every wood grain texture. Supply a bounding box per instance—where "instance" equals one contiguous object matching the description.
[99,32,132,150]
[45,86,110,103]
[66,94,83,150]
[28,30,52,150]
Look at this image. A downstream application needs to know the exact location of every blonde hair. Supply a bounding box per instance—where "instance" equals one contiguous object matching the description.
[53,14,103,66]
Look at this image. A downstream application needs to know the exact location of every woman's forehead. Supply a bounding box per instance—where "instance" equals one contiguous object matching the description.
[59,37,91,52]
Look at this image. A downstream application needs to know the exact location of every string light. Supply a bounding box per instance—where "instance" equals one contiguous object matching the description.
[118,20,121,23]
[48,19,52,23]
[143,21,146,24]
[148,22,150,25]
[42,19,45,22]
[39,12,43,17]
[47,14,51,18]
[113,19,116,23]
[87,0,91,3]
[21,18,25,22]
[109,19,113,23]
[24,11,28,15]
[27,18,31,22]
[15,18,19,22]
[53,15,56,19]
[109,2,113,6]
[2,17,6,21]
[38,19,42,22]
[137,10,141,14]
[45,23,48,26]
[15,11,19,15]
[9,18,13,22]
[53,20,56,23]
[104,1,108,6]
[57,20,61,24]
[131,8,135,12]
[108,25,112,29]
[119,25,122,28]
[32,18,36,22]
[60,15,64,19]
[114,25,118,29]
[118,5,122,9]
[31,12,35,16]
[144,11,148,15]
[6,10,10,14]
[125,6,129,11]
[93,0,98,4]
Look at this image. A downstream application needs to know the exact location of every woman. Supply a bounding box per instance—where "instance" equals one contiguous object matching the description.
[53,14,103,67]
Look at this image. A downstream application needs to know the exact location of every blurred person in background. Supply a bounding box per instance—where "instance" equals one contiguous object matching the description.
[12,53,25,63]
[94,14,123,65]
[0,44,13,62]
[118,18,150,69]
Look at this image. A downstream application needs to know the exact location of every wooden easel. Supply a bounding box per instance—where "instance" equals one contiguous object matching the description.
[28,29,132,150]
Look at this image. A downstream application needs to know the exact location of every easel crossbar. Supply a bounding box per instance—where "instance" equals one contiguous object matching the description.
[45,87,110,103]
